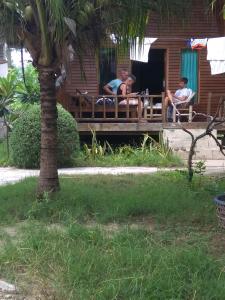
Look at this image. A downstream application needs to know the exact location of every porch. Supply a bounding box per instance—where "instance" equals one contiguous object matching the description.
[57,90,225,136]
[68,93,167,123]
[62,92,225,161]
[61,92,209,129]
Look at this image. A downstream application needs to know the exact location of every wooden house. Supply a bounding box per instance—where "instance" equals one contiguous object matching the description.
[58,0,225,135]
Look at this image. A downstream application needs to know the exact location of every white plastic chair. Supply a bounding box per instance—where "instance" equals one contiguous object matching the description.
[172,90,196,123]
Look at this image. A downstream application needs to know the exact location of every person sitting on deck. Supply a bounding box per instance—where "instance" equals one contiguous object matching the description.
[117,74,138,103]
[103,69,129,96]
[165,77,191,122]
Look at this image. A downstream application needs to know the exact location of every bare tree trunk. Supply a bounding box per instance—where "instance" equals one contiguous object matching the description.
[187,139,197,182]
[37,66,59,194]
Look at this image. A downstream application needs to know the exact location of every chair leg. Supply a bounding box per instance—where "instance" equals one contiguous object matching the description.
[173,106,176,122]
[188,106,193,123]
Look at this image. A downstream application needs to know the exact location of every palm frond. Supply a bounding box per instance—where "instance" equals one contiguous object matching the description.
[46,0,66,44]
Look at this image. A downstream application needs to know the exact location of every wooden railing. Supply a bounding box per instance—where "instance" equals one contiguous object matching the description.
[68,93,166,123]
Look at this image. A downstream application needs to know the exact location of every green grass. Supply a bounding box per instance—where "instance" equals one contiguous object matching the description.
[0,173,224,299]
[73,150,182,168]
[0,173,220,225]
[1,223,225,299]
[0,139,10,166]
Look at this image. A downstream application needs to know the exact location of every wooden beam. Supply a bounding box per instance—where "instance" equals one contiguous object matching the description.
[78,122,163,133]
[77,122,225,133]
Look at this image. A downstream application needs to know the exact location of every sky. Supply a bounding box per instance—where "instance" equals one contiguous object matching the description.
[11,49,32,68]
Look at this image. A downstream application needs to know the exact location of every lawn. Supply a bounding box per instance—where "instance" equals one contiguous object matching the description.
[0,173,224,299]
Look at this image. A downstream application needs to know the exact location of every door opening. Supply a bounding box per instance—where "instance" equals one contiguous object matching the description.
[132,49,166,94]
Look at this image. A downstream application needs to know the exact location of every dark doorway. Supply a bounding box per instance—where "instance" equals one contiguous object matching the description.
[99,48,116,94]
[132,49,166,94]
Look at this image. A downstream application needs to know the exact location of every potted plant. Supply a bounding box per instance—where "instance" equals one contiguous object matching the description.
[214,195,225,228]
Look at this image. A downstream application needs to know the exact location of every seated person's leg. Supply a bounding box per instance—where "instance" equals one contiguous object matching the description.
[118,99,128,105]
[167,90,173,101]
[165,96,172,108]
[119,99,139,105]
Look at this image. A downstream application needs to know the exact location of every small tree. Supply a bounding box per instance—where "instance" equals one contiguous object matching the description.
[0,0,150,194]
[178,98,225,182]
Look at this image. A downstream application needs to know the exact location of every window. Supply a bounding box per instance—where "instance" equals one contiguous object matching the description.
[99,48,116,94]
[181,49,198,100]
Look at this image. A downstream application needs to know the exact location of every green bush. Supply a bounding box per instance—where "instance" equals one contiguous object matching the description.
[10,105,80,168]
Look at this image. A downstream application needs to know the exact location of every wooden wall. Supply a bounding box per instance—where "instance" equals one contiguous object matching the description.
[64,52,99,96]
[61,0,225,116]
[146,0,225,115]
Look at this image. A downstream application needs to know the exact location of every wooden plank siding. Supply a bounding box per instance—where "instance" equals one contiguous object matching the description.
[146,0,224,115]
[59,0,225,118]
[65,53,99,96]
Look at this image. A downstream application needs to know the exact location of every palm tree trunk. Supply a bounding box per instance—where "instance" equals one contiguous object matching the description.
[37,66,59,194]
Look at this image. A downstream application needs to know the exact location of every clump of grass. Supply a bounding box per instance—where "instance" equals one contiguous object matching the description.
[1,224,225,299]
[75,133,182,168]
[0,173,220,225]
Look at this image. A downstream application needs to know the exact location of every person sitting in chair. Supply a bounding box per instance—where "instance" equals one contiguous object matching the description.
[103,69,129,95]
[117,74,139,105]
[117,75,146,123]
[165,77,191,122]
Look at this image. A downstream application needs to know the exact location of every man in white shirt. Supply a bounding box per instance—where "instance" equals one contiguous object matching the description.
[165,77,191,122]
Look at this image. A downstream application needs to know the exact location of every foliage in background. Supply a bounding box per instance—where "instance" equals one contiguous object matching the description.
[0,65,40,124]
[0,70,24,157]
[15,64,40,104]
[0,67,40,161]
[10,105,80,168]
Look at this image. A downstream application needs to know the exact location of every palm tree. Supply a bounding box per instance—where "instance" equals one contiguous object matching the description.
[0,0,150,194]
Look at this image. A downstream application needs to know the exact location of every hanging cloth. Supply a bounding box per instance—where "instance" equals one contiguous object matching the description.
[130,37,157,63]
[189,38,208,50]
[207,37,225,75]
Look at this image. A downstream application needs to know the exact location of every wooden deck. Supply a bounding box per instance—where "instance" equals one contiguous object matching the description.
[78,122,225,135]
[62,93,166,123]
[57,91,225,135]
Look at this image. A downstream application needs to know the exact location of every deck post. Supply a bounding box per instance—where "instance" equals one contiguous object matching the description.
[207,92,212,118]
[161,92,166,123]
[138,96,142,121]
[92,96,95,119]
[126,96,129,119]
[103,96,106,119]
[188,105,193,123]
[115,96,118,119]
[79,96,82,118]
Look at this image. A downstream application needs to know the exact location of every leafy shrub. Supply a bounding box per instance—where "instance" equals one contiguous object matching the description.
[16,64,40,103]
[10,105,80,168]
